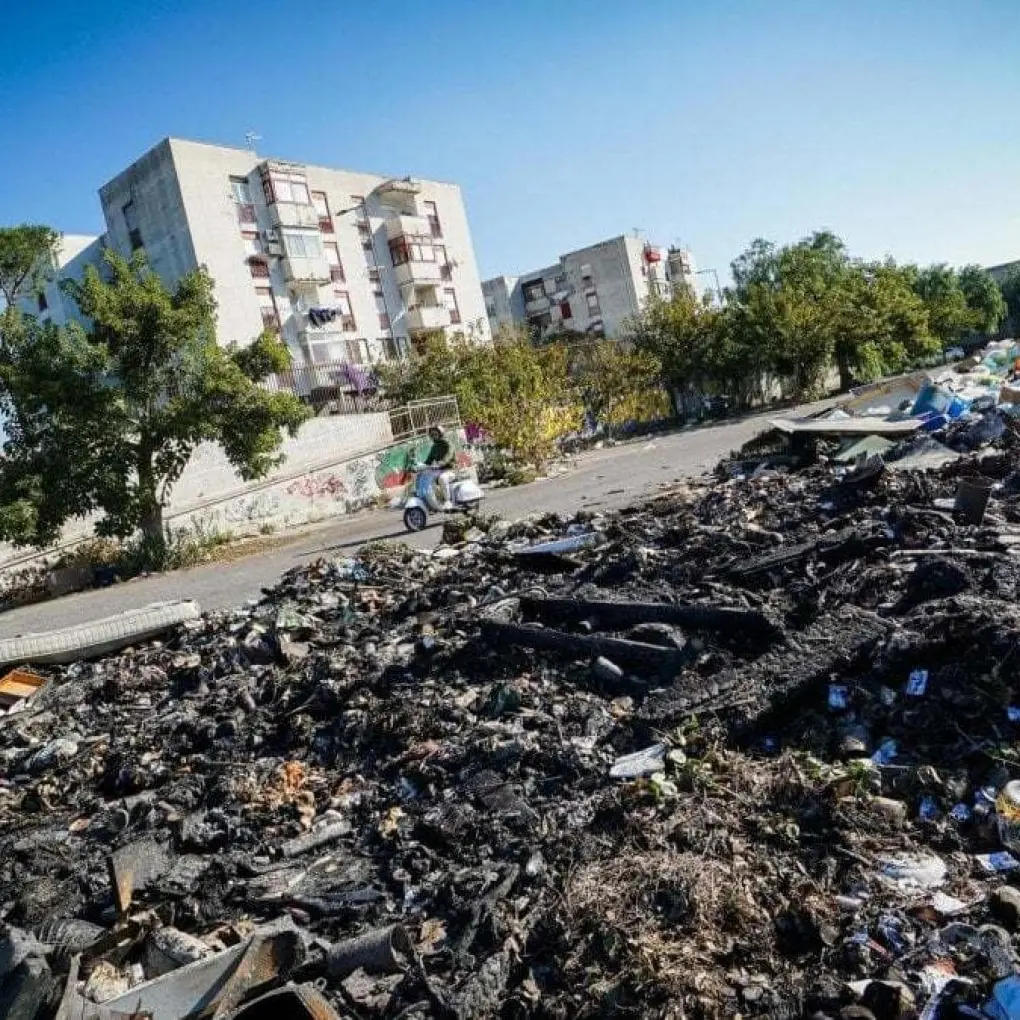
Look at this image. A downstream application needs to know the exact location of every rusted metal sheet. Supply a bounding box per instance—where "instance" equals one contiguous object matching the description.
[227,984,342,1020]
[72,928,304,1020]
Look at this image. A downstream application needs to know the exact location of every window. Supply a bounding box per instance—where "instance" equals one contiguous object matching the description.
[423,200,442,237]
[436,245,451,279]
[249,258,270,279]
[346,338,370,364]
[37,291,48,312]
[231,177,253,204]
[334,291,356,331]
[375,291,390,330]
[275,179,310,205]
[261,308,281,330]
[255,284,274,303]
[282,231,322,258]
[522,279,546,302]
[363,243,381,281]
[381,336,410,361]
[323,242,345,281]
[122,200,143,251]
[586,292,601,315]
[242,233,263,257]
[560,300,572,320]
[388,236,435,265]
[312,191,333,232]
[444,288,461,325]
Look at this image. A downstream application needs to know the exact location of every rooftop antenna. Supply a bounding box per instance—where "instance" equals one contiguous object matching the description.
[245,131,262,154]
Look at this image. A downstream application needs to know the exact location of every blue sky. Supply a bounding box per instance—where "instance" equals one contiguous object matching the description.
[3,0,1019,281]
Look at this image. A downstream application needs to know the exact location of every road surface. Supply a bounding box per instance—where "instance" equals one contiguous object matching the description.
[0,402,829,637]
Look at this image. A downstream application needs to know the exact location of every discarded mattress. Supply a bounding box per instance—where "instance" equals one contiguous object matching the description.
[770,416,922,437]
[0,600,201,667]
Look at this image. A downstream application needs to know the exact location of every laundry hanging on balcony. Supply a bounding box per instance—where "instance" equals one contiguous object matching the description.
[342,363,377,394]
[307,307,339,327]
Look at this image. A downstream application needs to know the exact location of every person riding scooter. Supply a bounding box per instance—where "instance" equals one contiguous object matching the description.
[422,426,456,509]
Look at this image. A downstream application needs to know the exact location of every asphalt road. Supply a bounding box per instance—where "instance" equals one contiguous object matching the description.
[0,401,831,638]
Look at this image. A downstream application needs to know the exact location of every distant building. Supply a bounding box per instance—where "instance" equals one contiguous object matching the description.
[986,259,1020,284]
[20,137,490,367]
[26,233,103,326]
[482,235,698,342]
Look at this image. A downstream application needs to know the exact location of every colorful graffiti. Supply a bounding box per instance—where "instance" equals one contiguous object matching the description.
[373,437,473,491]
[374,438,429,490]
[286,474,348,501]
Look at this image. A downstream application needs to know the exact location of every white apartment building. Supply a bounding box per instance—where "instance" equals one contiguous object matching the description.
[24,137,490,367]
[483,235,698,342]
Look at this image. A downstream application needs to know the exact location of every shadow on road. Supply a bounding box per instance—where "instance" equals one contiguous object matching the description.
[316,528,421,555]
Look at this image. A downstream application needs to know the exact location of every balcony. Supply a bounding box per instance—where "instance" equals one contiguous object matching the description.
[266,202,320,230]
[283,254,331,284]
[393,258,442,287]
[524,293,551,314]
[407,305,450,332]
[385,214,431,241]
[376,178,421,216]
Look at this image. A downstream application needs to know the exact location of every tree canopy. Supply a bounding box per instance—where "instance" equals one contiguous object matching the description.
[626,233,1002,404]
[0,248,309,554]
[0,225,59,309]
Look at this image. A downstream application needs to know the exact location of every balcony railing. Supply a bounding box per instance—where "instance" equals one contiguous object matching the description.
[267,202,320,229]
[407,305,450,332]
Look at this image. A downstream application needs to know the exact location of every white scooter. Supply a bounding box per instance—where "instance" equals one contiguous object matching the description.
[397,464,485,532]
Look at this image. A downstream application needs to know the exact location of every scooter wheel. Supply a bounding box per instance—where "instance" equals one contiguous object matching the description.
[403,506,427,532]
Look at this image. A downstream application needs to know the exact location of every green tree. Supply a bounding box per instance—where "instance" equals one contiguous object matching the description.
[1000,267,1020,338]
[0,225,59,309]
[378,325,579,467]
[0,250,309,555]
[958,264,1006,337]
[829,261,937,389]
[573,340,668,431]
[911,264,972,349]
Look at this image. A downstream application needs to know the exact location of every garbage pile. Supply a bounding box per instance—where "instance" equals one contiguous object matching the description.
[7,424,1020,1017]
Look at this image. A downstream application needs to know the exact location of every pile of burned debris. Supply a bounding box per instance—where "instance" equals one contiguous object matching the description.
[7,429,1020,1018]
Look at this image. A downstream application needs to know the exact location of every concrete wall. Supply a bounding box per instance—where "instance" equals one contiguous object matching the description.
[99,140,199,288]
[0,412,397,571]
[482,275,522,334]
[170,431,475,539]
[168,412,393,511]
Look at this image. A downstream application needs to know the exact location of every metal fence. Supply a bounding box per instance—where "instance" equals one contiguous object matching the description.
[389,396,462,442]
[260,359,395,415]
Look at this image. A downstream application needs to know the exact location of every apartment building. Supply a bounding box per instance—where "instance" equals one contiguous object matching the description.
[24,137,490,367]
[482,235,698,342]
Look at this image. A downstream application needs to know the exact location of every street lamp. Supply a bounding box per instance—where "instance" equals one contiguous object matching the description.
[694,268,724,305]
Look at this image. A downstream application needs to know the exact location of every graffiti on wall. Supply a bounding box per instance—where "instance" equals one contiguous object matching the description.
[223,492,281,523]
[373,437,473,491]
[170,431,478,540]
[285,474,348,501]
